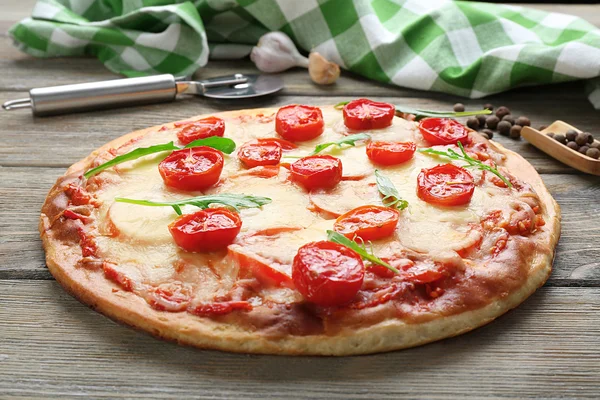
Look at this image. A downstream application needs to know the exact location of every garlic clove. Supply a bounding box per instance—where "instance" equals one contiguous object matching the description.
[250,31,309,73]
[308,52,340,85]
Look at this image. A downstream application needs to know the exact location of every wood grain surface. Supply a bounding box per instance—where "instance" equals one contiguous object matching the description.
[1,1,600,399]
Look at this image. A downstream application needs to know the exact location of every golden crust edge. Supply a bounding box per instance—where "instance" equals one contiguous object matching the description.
[39,106,561,356]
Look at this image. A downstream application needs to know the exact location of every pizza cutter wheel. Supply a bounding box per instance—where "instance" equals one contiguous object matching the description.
[1,73,284,116]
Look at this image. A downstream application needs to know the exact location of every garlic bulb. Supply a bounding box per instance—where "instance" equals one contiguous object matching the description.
[250,31,308,73]
[308,52,340,85]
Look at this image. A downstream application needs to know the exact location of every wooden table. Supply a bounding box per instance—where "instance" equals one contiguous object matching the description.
[1,2,599,398]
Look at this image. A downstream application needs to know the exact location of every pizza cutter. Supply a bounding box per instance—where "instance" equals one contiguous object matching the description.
[1,73,284,117]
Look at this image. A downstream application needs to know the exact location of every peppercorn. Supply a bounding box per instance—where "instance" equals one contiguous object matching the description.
[481,128,494,139]
[466,117,479,130]
[590,140,600,149]
[509,125,522,139]
[476,114,487,128]
[575,132,589,146]
[586,147,600,159]
[502,114,515,126]
[582,132,594,144]
[480,131,490,140]
[546,132,555,138]
[497,121,512,136]
[566,141,579,151]
[486,115,500,130]
[578,146,590,155]
[483,103,494,111]
[495,106,510,119]
[539,125,548,131]
[453,103,465,112]
[515,116,531,127]
[565,129,578,142]
[554,133,567,144]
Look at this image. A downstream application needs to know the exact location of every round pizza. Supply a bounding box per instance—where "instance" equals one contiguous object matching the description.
[39,99,560,355]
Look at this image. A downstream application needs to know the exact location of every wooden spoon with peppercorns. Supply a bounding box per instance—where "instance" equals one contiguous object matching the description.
[521,121,600,176]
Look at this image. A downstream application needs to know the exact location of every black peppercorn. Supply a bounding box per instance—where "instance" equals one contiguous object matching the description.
[565,129,578,141]
[582,132,594,144]
[497,121,512,136]
[509,125,522,139]
[539,125,548,131]
[466,117,479,130]
[554,133,567,144]
[578,146,590,155]
[586,147,600,159]
[545,132,555,138]
[502,114,515,126]
[515,116,530,127]
[495,106,510,119]
[566,141,579,151]
[486,115,500,130]
[453,103,465,112]
[481,128,494,139]
[590,140,600,149]
[575,132,589,146]
[483,103,494,111]
[476,114,487,127]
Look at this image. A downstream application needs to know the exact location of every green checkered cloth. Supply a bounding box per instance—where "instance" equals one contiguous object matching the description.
[9,0,600,107]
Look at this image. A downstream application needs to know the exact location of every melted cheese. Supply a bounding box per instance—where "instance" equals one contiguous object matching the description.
[93,107,522,291]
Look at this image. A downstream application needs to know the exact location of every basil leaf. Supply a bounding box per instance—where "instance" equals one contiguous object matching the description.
[374,170,409,210]
[326,230,399,274]
[311,133,371,155]
[115,194,272,215]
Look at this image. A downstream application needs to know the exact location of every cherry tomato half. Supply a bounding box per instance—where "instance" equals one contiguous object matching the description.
[158,146,224,191]
[238,140,282,168]
[292,241,364,306]
[417,164,474,206]
[169,208,242,252]
[343,99,395,130]
[290,155,342,190]
[334,205,399,241]
[418,118,470,145]
[366,141,416,165]
[275,105,324,142]
[175,117,225,145]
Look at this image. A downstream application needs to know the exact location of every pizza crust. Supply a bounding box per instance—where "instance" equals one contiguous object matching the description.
[39,107,561,355]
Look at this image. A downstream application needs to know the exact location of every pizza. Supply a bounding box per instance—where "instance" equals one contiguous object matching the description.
[39,99,560,355]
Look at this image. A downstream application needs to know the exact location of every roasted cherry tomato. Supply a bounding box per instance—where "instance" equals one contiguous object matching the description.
[418,118,470,145]
[417,164,474,206]
[168,208,242,252]
[158,146,224,191]
[292,241,364,306]
[290,155,342,190]
[366,141,416,165]
[175,117,225,145]
[237,138,296,168]
[334,205,399,241]
[343,99,395,130]
[275,105,324,141]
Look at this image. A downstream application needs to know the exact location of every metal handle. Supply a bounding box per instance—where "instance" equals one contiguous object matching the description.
[17,74,177,116]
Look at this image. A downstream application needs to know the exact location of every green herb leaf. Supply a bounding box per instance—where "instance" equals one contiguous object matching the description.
[84,137,236,179]
[327,230,399,274]
[333,101,349,110]
[311,133,371,155]
[374,170,409,210]
[418,141,512,188]
[115,194,271,215]
[395,106,491,121]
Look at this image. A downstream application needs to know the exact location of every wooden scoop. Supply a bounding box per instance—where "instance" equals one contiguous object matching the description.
[521,121,600,176]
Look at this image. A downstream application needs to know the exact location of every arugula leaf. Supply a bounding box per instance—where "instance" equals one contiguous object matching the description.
[311,133,371,155]
[374,170,408,210]
[418,141,512,188]
[327,230,399,274]
[114,193,271,215]
[84,137,236,179]
[333,101,491,121]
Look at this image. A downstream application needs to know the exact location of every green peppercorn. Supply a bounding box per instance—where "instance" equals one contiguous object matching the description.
[481,129,494,139]
[453,103,465,112]
[497,121,512,136]
[466,117,479,130]
[515,116,531,127]
[565,129,578,142]
[509,125,522,139]
[578,146,590,155]
[486,115,500,130]
[502,114,515,126]
[586,147,600,159]
[566,141,579,151]
[554,133,567,144]
[495,106,510,119]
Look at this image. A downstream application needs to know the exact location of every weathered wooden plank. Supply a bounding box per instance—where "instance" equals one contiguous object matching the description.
[0,280,598,399]
[2,92,597,174]
[1,167,598,283]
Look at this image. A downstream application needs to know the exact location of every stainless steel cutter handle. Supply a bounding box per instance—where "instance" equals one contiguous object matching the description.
[2,74,248,116]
